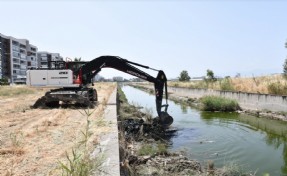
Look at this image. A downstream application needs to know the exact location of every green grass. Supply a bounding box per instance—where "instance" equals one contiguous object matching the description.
[138,143,167,156]
[200,95,240,112]
[117,86,128,102]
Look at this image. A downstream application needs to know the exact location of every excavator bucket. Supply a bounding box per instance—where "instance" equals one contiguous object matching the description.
[158,111,173,128]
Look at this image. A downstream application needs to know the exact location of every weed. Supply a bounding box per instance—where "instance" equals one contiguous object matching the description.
[267,82,287,95]
[138,143,168,156]
[143,107,153,124]
[218,162,256,176]
[220,78,234,91]
[138,144,155,156]
[94,117,107,127]
[59,108,106,175]
[78,109,94,147]
[58,149,106,176]
[200,95,240,112]
[156,143,167,155]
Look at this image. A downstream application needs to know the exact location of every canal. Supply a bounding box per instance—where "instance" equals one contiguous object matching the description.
[122,85,287,175]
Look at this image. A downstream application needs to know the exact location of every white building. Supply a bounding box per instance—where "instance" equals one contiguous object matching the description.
[0,33,38,83]
[37,51,63,68]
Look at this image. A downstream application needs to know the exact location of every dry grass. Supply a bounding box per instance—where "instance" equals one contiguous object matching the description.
[0,85,36,97]
[0,82,116,175]
[169,74,287,94]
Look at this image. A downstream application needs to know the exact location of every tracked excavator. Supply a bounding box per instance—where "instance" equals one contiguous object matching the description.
[26,55,173,127]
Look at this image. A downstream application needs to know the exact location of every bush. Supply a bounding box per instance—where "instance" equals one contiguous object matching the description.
[220,78,234,91]
[0,78,9,86]
[200,96,240,112]
[267,82,287,95]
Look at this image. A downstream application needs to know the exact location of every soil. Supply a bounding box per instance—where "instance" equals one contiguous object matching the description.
[0,83,116,176]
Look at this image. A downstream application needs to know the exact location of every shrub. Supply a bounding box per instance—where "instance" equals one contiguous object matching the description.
[267,82,287,95]
[0,78,9,86]
[200,96,240,112]
[220,78,234,91]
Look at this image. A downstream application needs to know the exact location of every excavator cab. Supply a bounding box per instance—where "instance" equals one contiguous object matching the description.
[65,61,87,84]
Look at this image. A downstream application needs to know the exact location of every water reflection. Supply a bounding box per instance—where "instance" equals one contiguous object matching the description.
[200,111,287,175]
[180,104,188,114]
[282,145,287,174]
[122,85,287,175]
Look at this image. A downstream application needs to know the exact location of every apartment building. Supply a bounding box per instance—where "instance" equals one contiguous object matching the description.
[37,51,63,68]
[0,34,10,80]
[0,33,37,84]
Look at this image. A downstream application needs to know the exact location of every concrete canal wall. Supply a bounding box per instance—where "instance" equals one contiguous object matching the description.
[141,84,287,112]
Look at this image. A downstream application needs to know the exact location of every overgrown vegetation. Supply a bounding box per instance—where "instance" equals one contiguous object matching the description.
[267,81,287,95]
[138,143,167,156]
[219,77,234,91]
[169,74,287,95]
[200,95,240,112]
[58,109,105,176]
[216,162,257,176]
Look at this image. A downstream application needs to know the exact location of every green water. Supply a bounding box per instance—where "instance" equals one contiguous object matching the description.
[122,85,287,175]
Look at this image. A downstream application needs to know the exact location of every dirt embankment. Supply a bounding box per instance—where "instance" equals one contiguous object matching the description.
[0,83,115,176]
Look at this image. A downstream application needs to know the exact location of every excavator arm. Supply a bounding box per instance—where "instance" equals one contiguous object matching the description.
[78,56,173,126]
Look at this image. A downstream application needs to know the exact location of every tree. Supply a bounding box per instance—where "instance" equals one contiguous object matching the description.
[206,69,216,81]
[178,70,190,82]
[74,57,82,61]
[235,73,241,78]
[284,40,287,79]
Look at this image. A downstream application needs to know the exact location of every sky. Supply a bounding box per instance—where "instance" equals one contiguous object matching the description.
[1,0,287,79]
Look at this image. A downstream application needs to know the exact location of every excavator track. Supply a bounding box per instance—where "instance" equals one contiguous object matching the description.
[33,88,97,108]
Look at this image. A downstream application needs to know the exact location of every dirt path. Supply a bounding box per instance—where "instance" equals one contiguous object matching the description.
[0,83,116,176]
